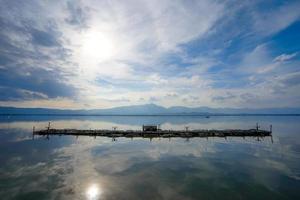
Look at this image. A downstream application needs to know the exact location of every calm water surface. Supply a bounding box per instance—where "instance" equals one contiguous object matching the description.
[0,116,300,200]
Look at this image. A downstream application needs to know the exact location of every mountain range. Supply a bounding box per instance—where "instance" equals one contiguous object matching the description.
[0,104,300,115]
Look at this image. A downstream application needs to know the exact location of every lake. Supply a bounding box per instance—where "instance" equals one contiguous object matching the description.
[0,115,299,200]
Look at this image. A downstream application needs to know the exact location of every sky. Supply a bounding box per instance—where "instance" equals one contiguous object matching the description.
[0,0,300,109]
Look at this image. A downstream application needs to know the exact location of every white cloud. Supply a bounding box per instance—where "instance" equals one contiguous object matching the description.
[274,52,298,62]
[240,44,271,73]
[240,44,298,75]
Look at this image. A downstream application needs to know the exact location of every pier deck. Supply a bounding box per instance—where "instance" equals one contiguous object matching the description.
[33,128,272,138]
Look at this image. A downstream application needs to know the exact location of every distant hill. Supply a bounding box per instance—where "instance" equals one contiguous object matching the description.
[0,104,300,115]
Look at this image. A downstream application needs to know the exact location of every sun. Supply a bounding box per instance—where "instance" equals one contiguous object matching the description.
[80,29,115,62]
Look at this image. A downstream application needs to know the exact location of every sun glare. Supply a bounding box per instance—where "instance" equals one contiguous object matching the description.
[81,30,115,62]
[86,183,101,200]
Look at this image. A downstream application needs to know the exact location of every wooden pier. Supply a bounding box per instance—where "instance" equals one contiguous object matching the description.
[33,123,272,139]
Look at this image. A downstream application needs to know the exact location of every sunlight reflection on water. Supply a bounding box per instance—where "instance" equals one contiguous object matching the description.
[86,183,102,200]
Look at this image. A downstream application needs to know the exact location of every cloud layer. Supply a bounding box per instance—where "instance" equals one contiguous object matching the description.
[0,0,299,108]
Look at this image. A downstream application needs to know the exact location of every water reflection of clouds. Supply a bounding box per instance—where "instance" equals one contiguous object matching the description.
[0,116,300,199]
[51,138,107,199]
[50,136,288,199]
[1,136,299,199]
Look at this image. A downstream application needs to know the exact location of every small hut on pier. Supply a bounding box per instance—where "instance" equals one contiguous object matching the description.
[142,125,158,132]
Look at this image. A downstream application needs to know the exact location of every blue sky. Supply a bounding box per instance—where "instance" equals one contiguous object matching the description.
[0,0,299,109]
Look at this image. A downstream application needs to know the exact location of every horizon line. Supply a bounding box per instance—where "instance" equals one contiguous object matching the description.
[1,114,300,116]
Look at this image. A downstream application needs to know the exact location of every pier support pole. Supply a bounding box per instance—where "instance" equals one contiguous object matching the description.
[271,135,274,144]
[270,124,272,133]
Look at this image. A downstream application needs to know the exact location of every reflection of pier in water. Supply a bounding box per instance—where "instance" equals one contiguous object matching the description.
[33,123,272,142]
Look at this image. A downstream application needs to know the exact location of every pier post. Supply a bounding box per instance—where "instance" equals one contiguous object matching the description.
[185,126,189,132]
[32,126,35,140]
[270,124,272,133]
[256,122,260,132]
[46,122,51,135]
